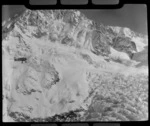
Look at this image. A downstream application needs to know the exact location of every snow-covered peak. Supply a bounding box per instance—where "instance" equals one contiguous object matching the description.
[107,26,134,37]
[2,9,148,122]
[2,9,148,61]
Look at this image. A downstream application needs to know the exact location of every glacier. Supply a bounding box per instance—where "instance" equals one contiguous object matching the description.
[2,9,148,122]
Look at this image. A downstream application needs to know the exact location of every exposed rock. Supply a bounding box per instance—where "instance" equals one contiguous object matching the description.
[2,9,148,122]
[112,36,137,58]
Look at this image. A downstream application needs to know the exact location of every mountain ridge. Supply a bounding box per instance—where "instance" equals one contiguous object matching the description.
[2,9,148,122]
[2,9,148,61]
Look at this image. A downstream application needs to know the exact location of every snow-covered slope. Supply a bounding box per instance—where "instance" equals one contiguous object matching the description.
[109,47,130,60]
[2,9,148,122]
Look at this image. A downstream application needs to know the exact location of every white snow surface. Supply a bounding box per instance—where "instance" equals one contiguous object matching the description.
[2,9,148,121]
[109,47,130,60]
[3,34,148,119]
[131,36,148,52]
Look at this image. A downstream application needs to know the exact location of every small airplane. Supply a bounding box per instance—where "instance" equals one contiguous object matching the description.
[14,57,27,63]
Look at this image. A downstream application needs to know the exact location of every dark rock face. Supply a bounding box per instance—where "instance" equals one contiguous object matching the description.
[3,9,148,122]
[92,30,110,56]
[80,53,93,64]
[9,112,31,122]
[132,46,148,67]
[8,109,81,122]
[61,36,73,45]
[33,30,47,38]
[112,37,137,58]
[2,22,15,40]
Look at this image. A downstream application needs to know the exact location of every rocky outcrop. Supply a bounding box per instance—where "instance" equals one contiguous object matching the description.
[2,9,148,122]
[2,9,147,61]
[112,36,137,58]
[91,30,110,56]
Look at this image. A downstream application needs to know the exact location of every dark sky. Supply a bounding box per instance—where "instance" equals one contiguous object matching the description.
[80,4,147,35]
[2,4,147,35]
[2,5,26,22]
